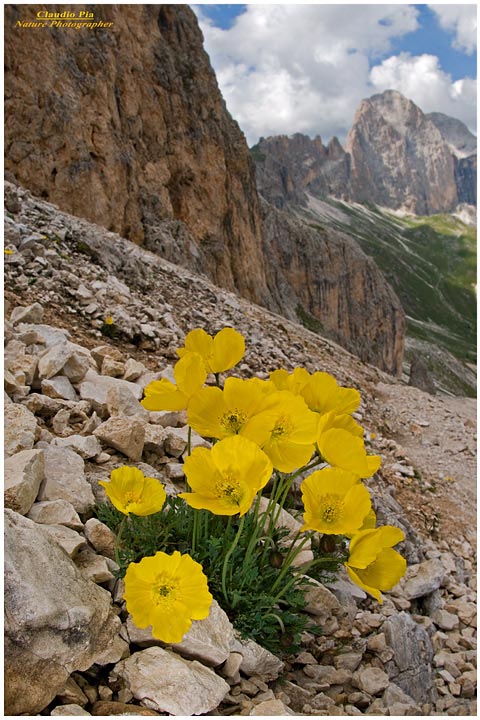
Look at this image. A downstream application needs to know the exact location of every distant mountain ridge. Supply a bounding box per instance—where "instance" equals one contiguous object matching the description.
[253,90,476,214]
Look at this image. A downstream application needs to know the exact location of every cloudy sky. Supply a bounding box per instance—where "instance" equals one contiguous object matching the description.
[193,3,477,146]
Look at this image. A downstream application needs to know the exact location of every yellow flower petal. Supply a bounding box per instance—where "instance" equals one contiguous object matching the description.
[141,378,188,411]
[180,436,272,516]
[301,371,360,416]
[177,328,213,363]
[177,328,245,374]
[99,466,166,516]
[301,468,371,535]
[270,367,311,394]
[187,386,229,438]
[173,351,207,398]
[348,525,405,568]
[346,548,406,603]
[263,439,315,473]
[124,551,212,643]
[317,428,381,478]
[210,327,245,373]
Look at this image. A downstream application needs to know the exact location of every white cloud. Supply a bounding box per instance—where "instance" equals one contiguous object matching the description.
[370,53,477,132]
[195,4,476,144]
[429,4,477,54]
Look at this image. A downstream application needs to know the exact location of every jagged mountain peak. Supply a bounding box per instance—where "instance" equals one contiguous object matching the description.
[426,111,477,158]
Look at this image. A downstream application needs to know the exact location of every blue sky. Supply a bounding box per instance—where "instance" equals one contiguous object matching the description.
[194,4,477,144]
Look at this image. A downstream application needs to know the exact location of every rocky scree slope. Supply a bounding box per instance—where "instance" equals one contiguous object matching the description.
[254,90,476,215]
[4,5,404,376]
[4,183,477,716]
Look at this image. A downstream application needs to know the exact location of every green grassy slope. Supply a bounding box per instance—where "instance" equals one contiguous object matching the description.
[298,198,477,395]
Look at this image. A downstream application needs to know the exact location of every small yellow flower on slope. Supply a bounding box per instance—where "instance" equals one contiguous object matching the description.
[142,352,206,411]
[301,467,372,535]
[124,550,212,643]
[345,526,407,603]
[180,435,273,516]
[260,392,318,472]
[99,466,166,516]
[177,327,245,374]
[187,376,276,443]
[317,428,381,478]
[104,316,114,325]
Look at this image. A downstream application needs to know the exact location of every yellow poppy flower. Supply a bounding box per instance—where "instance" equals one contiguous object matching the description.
[300,371,361,416]
[317,428,381,478]
[99,466,166,516]
[317,410,364,438]
[300,467,372,535]
[4,248,15,255]
[179,435,273,516]
[177,327,245,373]
[345,526,407,602]
[269,367,311,394]
[124,550,212,643]
[187,377,277,444]
[142,352,206,411]
[104,316,114,325]
[259,392,318,472]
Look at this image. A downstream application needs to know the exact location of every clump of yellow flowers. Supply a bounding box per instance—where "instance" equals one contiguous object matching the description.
[99,327,406,648]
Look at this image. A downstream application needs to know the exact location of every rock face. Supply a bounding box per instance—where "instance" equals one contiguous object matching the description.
[4,9,405,376]
[345,91,458,215]
[4,4,271,307]
[261,202,405,375]
[255,90,476,214]
[4,510,121,715]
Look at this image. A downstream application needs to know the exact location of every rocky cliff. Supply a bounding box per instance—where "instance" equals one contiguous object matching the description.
[254,90,476,214]
[5,5,405,375]
[4,4,270,306]
[261,202,405,376]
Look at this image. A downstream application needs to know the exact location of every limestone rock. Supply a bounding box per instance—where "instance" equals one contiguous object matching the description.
[91,700,160,716]
[38,341,90,382]
[127,599,233,667]
[41,524,88,558]
[84,518,116,558]
[249,698,293,715]
[4,402,38,457]
[52,434,103,459]
[79,369,143,415]
[74,549,115,583]
[409,357,436,395]
[4,510,121,715]
[401,558,447,599]
[383,611,436,703]
[38,446,95,514]
[112,646,229,715]
[231,635,284,681]
[27,499,83,530]
[106,383,149,420]
[94,416,145,461]
[10,302,44,325]
[41,375,78,401]
[4,448,44,515]
[353,667,390,696]
[51,704,91,716]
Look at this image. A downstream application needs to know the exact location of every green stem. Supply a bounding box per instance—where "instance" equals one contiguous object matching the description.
[187,426,192,456]
[269,532,313,595]
[221,515,245,604]
[271,555,337,605]
[114,515,128,569]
